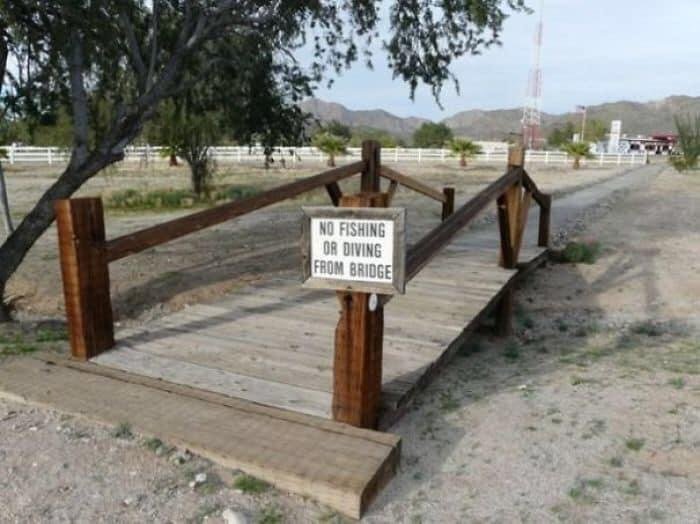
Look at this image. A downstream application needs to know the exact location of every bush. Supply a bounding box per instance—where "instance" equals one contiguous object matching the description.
[107,185,260,210]
[560,241,601,264]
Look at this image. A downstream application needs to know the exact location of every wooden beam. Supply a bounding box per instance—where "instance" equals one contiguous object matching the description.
[508,146,525,169]
[380,165,446,203]
[325,182,343,206]
[333,192,387,429]
[361,141,381,193]
[441,187,455,221]
[106,161,365,261]
[55,198,114,360]
[538,193,552,248]
[405,168,520,280]
[496,192,516,270]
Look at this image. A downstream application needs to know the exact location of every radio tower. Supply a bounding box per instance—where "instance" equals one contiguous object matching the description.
[521,0,544,150]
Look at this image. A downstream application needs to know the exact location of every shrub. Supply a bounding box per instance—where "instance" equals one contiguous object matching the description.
[561,241,601,264]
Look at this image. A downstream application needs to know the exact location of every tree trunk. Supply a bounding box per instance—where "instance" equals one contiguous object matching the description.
[0,151,121,320]
[573,156,581,169]
[460,153,467,167]
[190,159,209,197]
[328,153,336,167]
[0,162,13,236]
[169,153,179,166]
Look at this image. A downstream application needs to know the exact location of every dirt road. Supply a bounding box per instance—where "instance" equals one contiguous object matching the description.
[3,162,700,523]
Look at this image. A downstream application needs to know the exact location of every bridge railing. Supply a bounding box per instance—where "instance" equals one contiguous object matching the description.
[54,140,550,430]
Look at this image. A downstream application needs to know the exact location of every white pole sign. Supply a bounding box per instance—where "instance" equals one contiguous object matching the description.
[301,207,406,295]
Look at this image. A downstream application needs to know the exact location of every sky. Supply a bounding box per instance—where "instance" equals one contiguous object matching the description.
[308,0,700,120]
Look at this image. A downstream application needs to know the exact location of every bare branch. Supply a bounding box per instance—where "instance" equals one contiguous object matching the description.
[119,11,147,86]
[146,0,160,89]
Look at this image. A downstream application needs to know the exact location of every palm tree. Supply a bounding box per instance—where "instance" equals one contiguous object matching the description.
[562,141,593,169]
[449,138,482,167]
[312,132,348,167]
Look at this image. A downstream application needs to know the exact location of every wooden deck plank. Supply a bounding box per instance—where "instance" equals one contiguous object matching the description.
[0,357,399,518]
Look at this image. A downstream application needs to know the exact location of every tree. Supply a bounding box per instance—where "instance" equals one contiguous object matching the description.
[672,113,700,171]
[449,138,482,167]
[547,122,576,147]
[562,141,593,169]
[323,120,352,140]
[312,132,348,167]
[0,0,528,320]
[349,127,400,148]
[413,122,453,148]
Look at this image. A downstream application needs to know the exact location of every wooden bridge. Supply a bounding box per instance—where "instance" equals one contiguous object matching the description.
[39,142,551,517]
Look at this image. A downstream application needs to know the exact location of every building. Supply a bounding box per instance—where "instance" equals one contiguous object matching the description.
[619,134,677,155]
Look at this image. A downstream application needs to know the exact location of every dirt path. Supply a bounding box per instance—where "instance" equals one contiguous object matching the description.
[4,162,700,523]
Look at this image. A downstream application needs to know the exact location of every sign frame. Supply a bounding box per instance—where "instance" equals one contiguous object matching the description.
[301,206,407,295]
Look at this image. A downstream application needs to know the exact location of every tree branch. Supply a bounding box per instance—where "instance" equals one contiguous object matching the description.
[66,30,90,166]
[119,11,147,87]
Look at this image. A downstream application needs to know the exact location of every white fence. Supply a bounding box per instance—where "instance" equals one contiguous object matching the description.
[1,144,648,167]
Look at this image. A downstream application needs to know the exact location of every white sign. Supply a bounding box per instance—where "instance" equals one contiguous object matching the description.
[301,207,406,294]
[608,120,622,153]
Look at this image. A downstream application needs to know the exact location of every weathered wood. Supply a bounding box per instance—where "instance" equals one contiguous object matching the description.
[386,179,399,204]
[508,145,525,168]
[380,165,446,203]
[55,198,114,360]
[406,168,520,280]
[325,182,343,206]
[514,189,532,257]
[496,192,516,269]
[106,161,365,261]
[538,193,552,247]
[361,140,381,193]
[441,187,455,221]
[333,191,386,429]
[0,357,400,519]
[495,287,514,336]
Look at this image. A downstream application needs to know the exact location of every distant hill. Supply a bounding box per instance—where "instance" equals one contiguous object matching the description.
[300,95,700,141]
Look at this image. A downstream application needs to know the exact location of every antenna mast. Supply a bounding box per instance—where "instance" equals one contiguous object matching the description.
[522,0,544,150]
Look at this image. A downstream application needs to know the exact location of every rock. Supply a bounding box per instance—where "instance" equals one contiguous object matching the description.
[170,449,192,464]
[189,472,207,488]
[222,509,248,524]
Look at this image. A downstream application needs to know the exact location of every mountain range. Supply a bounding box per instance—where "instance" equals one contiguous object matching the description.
[300,95,700,141]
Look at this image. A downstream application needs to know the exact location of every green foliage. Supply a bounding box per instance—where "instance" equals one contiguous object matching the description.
[233,473,270,494]
[672,113,700,171]
[107,185,260,211]
[548,119,606,147]
[448,138,482,166]
[625,437,645,451]
[258,506,283,524]
[312,132,348,167]
[562,141,594,169]
[412,122,453,148]
[111,422,134,440]
[349,127,401,148]
[561,241,601,264]
[322,120,352,140]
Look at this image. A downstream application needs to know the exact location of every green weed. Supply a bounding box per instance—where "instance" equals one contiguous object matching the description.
[234,473,270,494]
[111,422,134,440]
[258,505,283,524]
[560,241,601,264]
[625,437,645,451]
[668,377,685,389]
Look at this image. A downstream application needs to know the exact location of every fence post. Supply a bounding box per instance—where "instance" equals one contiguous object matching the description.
[48,147,53,165]
[441,187,455,221]
[9,144,15,165]
[55,198,114,360]
[333,141,385,429]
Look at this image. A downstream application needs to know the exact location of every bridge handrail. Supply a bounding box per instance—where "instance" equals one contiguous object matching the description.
[405,165,550,281]
[105,160,365,262]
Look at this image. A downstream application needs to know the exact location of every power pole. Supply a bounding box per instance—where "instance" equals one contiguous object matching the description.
[521,0,544,150]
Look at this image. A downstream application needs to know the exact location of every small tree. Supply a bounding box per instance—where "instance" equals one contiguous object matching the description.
[562,141,593,169]
[672,113,700,171]
[449,138,482,167]
[413,122,453,148]
[312,133,348,167]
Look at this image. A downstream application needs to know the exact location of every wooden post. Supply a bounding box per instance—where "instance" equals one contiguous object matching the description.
[332,176,387,428]
[495,146,526,334]
[361,140,381,193]
[441,187,455,221]
[55,198,114,360]
[538,193,551,247]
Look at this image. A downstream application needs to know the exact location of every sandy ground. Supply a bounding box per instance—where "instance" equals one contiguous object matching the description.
[3,160,700,523]
[3,159,626,321]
